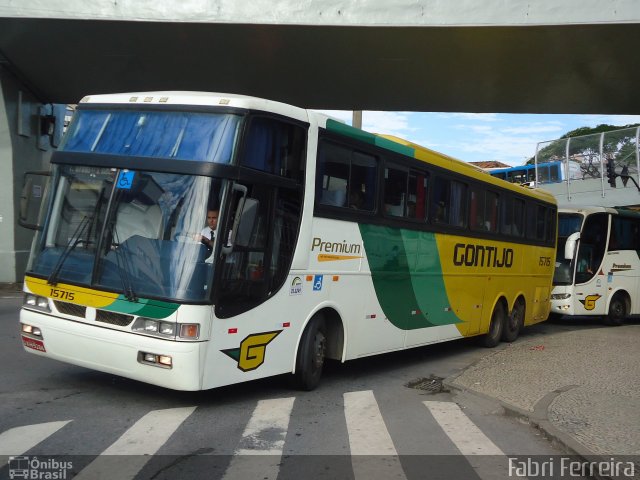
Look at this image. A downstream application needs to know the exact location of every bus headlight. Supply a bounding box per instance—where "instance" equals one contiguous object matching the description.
[23,293,51,313]
[22,323,43,337]
[551,293,571,300]
[131,318,198,340]
[132,318,175,338]
[138,351,173,368]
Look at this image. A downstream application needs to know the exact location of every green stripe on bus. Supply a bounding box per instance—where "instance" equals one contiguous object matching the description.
[326,119,415,157]
[359,224,461,330]
[374,136,415,157]
[326,119,376,145]
[103,296,180,319]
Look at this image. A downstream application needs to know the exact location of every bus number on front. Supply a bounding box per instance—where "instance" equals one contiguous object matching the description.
[50,288,75,301]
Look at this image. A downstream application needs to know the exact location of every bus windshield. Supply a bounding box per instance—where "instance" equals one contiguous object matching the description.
[62,109,241,163]
[553,213,583,285]
[28,164,225,302]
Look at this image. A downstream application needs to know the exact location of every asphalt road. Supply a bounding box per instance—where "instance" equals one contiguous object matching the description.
[0,295,584,480]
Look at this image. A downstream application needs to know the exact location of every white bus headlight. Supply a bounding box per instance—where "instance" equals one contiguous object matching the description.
[144,319,158,332]
[159,322,175,335]
[22,323,43,337]
[132,318,199,341]
[551,293,571,300]
[138,351,173,369]
[23,294,51,313]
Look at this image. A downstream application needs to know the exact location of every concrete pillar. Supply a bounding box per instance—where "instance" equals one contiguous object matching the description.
[0,68,52,284]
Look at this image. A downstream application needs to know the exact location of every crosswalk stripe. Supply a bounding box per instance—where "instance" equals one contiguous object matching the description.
[344,390,406,480]
[222,397,295,480]
[0,420,71,463]
[74,406,196,480]
[424,401,512,480]
[423,401,504,455]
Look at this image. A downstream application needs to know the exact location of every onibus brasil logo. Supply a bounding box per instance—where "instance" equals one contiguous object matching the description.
[8,456,73,479]
[222,331,282,372]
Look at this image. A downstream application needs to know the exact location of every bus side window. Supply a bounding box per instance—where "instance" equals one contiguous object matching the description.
[450,181,467,227]
[316,140,377,211]
[431,177,449,224]
[242,117,306,180]
[349,151,377,211]
[407,171,428,220]
[384,166,407,217]
[316,141,348,207]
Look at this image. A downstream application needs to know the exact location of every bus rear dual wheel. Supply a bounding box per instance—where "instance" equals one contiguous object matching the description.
[482,299,524,348]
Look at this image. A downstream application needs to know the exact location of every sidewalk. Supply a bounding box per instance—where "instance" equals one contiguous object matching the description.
[446,322,640,460]
[0,283,22,296]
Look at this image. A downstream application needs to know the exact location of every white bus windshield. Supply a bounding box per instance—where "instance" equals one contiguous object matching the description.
[28,164,225,302]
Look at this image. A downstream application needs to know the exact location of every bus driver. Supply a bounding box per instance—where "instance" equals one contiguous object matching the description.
[195,209,218,250]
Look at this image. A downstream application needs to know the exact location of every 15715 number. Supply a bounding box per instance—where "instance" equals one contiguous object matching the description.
[539,256,551,267]
[49,288,75,301]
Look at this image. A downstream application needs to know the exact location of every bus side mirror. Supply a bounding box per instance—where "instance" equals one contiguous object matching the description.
[19,171,50,230]
[564,232,580,260]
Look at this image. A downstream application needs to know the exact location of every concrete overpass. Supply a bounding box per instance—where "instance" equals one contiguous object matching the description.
[1,1,640,112]
[1,0,640,282]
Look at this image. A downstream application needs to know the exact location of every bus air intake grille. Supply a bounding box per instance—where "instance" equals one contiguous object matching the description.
[54,301,87,318]
[96,310,134,327]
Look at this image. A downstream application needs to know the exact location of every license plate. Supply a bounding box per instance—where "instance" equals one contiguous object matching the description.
[22,336,46,352]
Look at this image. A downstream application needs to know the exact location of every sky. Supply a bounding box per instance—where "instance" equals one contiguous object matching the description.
[315,111,640,167]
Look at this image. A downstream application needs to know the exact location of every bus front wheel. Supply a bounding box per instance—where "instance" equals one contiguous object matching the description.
[604,294,627,327]
[293,315,327,391]
[482,302,505,348]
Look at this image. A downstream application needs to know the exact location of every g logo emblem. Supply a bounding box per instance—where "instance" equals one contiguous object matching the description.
[579,294,602,311]
[222,331,282,372]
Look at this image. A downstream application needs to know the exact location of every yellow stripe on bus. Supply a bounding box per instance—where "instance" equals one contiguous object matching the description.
[25,276,119,308]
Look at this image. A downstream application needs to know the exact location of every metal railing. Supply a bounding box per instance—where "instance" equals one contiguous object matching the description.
[534,126,640,200]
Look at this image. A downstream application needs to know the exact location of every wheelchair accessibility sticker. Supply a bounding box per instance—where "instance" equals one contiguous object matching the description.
[117,170,135,189]
[313,275,323,292]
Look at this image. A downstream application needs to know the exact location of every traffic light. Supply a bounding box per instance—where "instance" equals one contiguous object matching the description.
[606,161,616,188]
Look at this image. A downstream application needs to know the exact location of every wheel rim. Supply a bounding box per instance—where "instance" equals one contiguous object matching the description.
[312,331,326,372]
[611,300,625,318]
[510,302,524,331]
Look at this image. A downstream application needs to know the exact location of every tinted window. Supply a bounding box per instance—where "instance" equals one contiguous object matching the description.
[316,140,377,211]
[242,117,306,180]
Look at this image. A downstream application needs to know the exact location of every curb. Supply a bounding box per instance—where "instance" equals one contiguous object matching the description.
[0,282,23,292]
[443,376,615,480]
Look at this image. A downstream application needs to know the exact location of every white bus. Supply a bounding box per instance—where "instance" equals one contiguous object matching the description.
[20,92,557,391]
[551,206,640,325]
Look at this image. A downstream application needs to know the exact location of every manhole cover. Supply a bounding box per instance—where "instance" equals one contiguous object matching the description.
[405,375,449,394]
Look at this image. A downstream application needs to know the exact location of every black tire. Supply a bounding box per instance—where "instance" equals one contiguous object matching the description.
[604,294,627,326]
[293,315,327,391]
[548,312,563,323]
[482,302,505,348]
[502,298,525,343]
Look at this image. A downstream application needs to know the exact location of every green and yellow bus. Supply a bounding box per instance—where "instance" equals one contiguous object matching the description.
[19,92,557,391]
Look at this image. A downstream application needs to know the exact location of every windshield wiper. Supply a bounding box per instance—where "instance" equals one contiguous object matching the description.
[111,226,138,302]
[48,215,92,286]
